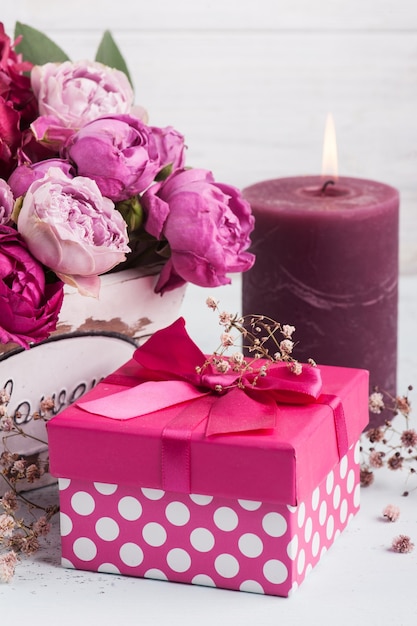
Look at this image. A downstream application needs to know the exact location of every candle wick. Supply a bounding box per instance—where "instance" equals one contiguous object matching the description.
[321,179,335,194]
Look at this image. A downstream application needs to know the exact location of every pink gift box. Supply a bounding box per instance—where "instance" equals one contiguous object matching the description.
[48,351,369,597]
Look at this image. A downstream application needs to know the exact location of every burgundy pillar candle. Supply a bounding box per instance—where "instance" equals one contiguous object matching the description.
[242,176,399,428]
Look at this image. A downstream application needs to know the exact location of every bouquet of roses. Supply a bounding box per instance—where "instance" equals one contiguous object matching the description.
[0,23,255,349]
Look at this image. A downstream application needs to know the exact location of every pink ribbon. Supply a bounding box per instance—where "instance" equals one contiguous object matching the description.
[78,318,347,493]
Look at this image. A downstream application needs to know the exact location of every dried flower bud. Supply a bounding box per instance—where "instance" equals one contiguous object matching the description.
[221,332,234,347]
[0,390,10,405]
[360,467,374,487]
[32,517,51,537]
[369,391,385,414]
[366,427,384,443]
[25,463,43,483]
[0,513,16,539]
[391,535,414,553]
[205,297,218,310]
[281,324,295,339]
[259,365,268,377]
[0,491,18,513]
[0,416,14,432]
[0,551,18,583]
[11,459,26,476]
[215,360,230,374]
[290,362,303,376]
[20,534,40,556]
[369,450,385,468]
[400,429,417,448]
[218,311,232,326]
[396,395,411,416]
[387,455,404,471]
[231,352,244,365]
[280,339,294,355]
[383,504,400,522]
[40,397,55,413]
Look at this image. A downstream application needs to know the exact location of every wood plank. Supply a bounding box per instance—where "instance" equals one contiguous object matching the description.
[2,0,417,33]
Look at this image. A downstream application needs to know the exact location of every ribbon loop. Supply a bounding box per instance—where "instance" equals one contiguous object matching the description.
[76,318,350,495]
[79,317,325,436]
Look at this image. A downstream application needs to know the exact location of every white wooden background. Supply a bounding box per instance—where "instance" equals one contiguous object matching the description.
[3,1,417,272]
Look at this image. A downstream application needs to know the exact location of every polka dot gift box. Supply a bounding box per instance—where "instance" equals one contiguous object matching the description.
[48,318,369,597]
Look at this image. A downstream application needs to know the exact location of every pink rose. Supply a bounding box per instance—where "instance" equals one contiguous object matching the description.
[16,167,130,296]
[64,115,161,202]
[0,225,64,348]
[8,158,74,198]
[30,61,136,149]
[142,168,255,293]
[0,179,13,224]
[150,125,186,174]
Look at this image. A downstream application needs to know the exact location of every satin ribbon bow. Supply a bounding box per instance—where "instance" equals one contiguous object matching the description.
[79,317,324,436]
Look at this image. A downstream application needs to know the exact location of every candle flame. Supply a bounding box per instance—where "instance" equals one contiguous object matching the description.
[321,113,338,179]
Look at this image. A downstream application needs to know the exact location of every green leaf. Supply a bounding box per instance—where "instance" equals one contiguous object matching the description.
[14,22,70,65]
[95,30,133,87]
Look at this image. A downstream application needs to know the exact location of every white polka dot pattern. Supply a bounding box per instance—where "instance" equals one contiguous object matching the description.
[58,443,360,597]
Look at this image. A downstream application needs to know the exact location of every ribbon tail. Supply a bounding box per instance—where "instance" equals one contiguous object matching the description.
[78,380,207,420]
[206,388,278,436]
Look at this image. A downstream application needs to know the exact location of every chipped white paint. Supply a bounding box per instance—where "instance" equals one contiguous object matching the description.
[58,269,186,343]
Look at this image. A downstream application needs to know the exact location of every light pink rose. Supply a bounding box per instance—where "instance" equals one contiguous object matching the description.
[0,179,13,224]
[30,60,138,149]
[142,168,255,293]
[16,167,130,296]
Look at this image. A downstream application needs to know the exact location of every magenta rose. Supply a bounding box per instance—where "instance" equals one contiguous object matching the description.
[64,114,161,202]
[142,168,255,293]
[0,179,13,224]
[8,158,74,198]
[16,167,130,296]
[0,24,38,178]
[30,60,137,149]
[0,225,64,348]
[0,23,36,128]
[0,100,21,179]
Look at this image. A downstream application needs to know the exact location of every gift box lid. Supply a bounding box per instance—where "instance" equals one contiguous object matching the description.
[48,331,369,506]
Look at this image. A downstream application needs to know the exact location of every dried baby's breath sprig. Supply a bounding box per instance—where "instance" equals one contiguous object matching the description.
[0,392,58,582]
[204,298,315,390]
[360,385,417,494]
